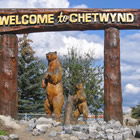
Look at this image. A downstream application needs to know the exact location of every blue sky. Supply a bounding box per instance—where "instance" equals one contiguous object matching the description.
[0,0,140,113]
[69,0,140,9]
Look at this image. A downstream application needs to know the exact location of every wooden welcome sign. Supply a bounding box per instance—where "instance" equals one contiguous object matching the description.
[0,9,139,34]
[0,8,140,123]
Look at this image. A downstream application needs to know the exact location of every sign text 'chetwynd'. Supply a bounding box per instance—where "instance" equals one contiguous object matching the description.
[0,12,134,26]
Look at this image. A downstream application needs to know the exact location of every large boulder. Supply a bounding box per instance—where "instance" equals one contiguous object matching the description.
[135,125,140,138]
[123,114,139,126]
[0,115,20,129]
[36,117,53,125]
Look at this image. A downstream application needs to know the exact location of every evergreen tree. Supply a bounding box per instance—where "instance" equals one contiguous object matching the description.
[18,34,46,113]
[61,48,104,114]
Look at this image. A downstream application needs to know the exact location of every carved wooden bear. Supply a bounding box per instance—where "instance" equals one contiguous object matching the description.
[73,83,88,120]
[42,51,64,120]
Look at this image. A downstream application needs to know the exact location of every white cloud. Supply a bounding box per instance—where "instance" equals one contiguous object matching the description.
[62,36,103,59]
[73,4,88,8]
[121,63,136,73]
[125,83,140,94]
[136,68,140,74]
[123,106,132,113]
[122,74,140,83]
[29,32,104,59]
[0,0,70,8]
[121,32,140,64]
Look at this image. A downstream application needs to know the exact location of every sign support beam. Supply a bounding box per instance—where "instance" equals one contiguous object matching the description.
[104,27,123,124]
[0,34,18,119]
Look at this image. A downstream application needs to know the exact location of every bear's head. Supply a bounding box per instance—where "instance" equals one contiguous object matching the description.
[75,83,83,90]
[46,51,57,61]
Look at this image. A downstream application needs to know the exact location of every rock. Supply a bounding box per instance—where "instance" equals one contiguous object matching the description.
[39,128,46,134]
[122,131,131,139]
[89,124,97,133]
[107,134,114,140]
[123,127,131,132]
[101,124,106,131]
[89,130,98,139]
[123,114,139,126]
[0,136,9,140]
[0,115,20,129]
[135,125,140,138]
[113,133,123,140]
[114,128,120,134]
[27,122,36,131]
[63,125,73,134]
[19,120,28,124]
[114,121,122,129]
[52,121,61,127]
[107,119,122,129]
[59,134,70,139]
[73,125,80,131]
[96,125,102,131]
[32,129,40,136]
[95,131,107,139]
[105,128,114,134]
[131,128,136,136]
[108,119,116,124]
[80,125,89,133]
[48,131,57,137]
[72,131,81,137]
[36,124,52,130]
[36,117,53,125]
[9,134,19,140]
[57,131,65,135]
[72,131,89,140]
[69,136,79,140]
[74,131,89,140]
[29,118,37,123]
[87,119,96,126]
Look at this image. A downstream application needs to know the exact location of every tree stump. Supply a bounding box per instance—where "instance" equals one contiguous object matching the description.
[64,95,73,125]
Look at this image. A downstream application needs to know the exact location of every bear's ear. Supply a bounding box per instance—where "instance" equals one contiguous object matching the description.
[54,51,57,54]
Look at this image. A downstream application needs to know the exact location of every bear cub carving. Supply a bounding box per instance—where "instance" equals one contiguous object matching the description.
[73,83,88,120]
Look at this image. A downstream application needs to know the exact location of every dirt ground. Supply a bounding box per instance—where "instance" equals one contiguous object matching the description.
[13,124,62,140]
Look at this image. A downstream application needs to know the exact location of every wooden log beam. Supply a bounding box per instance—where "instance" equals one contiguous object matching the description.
[104,27,123,124]
[0,34,18,119]
[0,9,139,34]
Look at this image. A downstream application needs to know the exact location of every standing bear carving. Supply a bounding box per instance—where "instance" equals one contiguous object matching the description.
[73,83,88,120]
[42,51,64,120]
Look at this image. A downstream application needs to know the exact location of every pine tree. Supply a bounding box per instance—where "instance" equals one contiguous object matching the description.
[18,34,46,113]
[61,48,104,114]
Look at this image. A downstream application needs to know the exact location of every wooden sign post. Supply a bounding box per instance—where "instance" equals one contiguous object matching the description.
[104,27,123,124]
[0,34,18,119]
[0,8,139,121]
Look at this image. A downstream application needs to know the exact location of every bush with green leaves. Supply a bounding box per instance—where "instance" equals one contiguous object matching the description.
[131,104,140,119]
[61,48,104,114]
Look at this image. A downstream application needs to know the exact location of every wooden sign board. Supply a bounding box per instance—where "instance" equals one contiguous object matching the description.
[0,8,140,34]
